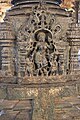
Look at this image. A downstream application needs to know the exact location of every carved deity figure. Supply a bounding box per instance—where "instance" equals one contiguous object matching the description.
[18,28,62,76]
[34,32,48,75]
[34,32,47,64]
[25,57,34,76]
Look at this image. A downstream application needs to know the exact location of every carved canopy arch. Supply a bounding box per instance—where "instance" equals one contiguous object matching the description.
[17,3,61,42]
[17,3,63,77]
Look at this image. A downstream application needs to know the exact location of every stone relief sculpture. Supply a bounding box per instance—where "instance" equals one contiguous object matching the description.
[17,3,63,77]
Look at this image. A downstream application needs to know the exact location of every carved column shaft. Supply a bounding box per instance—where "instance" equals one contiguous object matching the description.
[0,23,15,76]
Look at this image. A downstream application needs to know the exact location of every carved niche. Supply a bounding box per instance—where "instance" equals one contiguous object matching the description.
[17,3,63,77]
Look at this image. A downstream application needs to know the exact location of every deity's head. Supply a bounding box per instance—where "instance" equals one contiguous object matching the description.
[37,32,46,42]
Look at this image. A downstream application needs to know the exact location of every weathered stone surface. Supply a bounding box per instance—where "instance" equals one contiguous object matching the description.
[0,76,17,83]
[0,99,33,120]
[0,87,7,99]
[0,100,19,109]
[13,100,32,110]
[0,0,80,120]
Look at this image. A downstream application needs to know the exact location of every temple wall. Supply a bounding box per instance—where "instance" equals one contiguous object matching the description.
[0,1,80,120]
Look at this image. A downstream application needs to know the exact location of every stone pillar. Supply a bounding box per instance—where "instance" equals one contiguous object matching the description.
[0,22,15,76]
